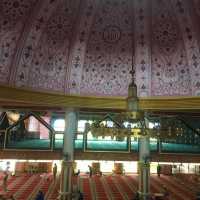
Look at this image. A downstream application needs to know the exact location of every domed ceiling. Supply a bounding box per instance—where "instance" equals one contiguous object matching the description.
[0,0,200,97]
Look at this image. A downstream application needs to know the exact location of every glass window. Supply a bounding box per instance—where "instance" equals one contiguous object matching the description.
[53,119,65,132]
[78,120,92,132]
[55,133,63,140]
[76,134,83,140]
[78,120,86,132]
[28,116,39,132]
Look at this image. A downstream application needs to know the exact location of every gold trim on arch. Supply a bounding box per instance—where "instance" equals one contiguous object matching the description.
[0,84,200,111]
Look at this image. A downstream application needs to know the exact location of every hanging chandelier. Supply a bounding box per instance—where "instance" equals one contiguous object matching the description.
[127,67,139,112]
[84,57,185,140]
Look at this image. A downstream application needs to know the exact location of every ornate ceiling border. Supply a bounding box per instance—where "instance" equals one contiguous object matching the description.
[0,84,200,111]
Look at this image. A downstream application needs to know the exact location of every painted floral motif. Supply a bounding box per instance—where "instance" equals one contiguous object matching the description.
[46,12,73,48]
[0,0,36,83]
[67,0,97,94]
[0,0,199,97]
[151,0,191,96]
[133,0,152,97]
[0,0,35,22]
[80,0,133,96]
[153,19,179,54]
[15,0,80,92]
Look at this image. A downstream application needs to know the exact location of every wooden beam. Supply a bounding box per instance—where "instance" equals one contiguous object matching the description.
[0,85,125,110]
[0,149,200,163]
[0,84,200,111]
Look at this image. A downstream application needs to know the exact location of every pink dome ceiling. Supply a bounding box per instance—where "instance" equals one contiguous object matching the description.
[0,0,200,97]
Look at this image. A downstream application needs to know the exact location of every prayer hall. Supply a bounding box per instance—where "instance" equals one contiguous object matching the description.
[0,0,200,199]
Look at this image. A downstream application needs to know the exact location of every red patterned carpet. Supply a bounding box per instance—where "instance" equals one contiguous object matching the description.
[0,173,197,200]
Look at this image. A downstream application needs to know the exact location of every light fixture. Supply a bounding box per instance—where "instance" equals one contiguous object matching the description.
[127,67,139,112]
[84,58,191,143]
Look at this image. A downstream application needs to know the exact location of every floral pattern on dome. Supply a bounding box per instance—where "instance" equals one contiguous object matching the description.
[0,0,35,22]
[153,19,178,54]
[151,0,191,96]
[0,0,36,84]
[0,17,15,33]
[172,0,200,96]
[15,0,80,92]
[152,53,191,95]
[0,0,200,96]
[80,0,133,96]
[46,9,74,48]
[133,0,152,97]
[67,0,97,94]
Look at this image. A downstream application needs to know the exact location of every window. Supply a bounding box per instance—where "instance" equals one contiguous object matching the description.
[53,119,65,132]
[28,116,39,132]
[78,120,92,132]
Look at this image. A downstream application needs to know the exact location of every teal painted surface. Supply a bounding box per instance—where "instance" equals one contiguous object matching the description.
[7,139,50,149]
[86,140,129,151]
[5,139,151,152]
[161,142,200,153]
[55,139,63,149]
[150,141,158,152]
[4,139,200,154]
[75,140,83,149]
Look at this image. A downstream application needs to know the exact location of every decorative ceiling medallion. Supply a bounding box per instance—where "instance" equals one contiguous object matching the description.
[153,19,178,53]
[103,25,121,43]
[46,14,72,44]
[163,65,179,83]
[0,0,34,21]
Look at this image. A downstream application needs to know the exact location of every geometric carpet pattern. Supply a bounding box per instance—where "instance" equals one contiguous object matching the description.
[0,174,197,200]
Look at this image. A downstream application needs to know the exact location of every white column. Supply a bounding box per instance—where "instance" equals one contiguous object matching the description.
[60,110,77,200]
[63,110,77,159]
[138,136,150,200]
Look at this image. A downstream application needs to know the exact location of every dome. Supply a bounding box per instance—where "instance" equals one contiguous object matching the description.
[0,0,200,97]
